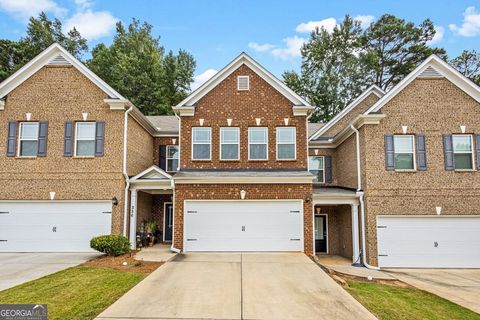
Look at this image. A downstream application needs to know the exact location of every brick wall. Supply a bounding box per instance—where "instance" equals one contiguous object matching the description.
[153,136,179,171]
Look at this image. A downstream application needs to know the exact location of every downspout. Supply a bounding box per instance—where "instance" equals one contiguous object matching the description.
[351,125,380,270]
[169,111,182,253]
[122,105,133,237]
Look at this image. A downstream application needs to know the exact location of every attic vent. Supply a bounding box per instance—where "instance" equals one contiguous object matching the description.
[237,76,249,91]
[48,54,71,66]
[418,66,443,78]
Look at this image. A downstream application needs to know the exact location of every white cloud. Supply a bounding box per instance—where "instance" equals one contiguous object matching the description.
[248,42,276,52]
[191,68,218,91]
[449,6,480,37]
[64,9,118,40]
[74,0,92,11]
[271,36,307,60]
[296,18,337,33]
[0,0,67,21]
[354,15,375,29]
[429,25,445,45]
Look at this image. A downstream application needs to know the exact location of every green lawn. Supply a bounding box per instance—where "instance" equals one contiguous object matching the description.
[0,266,145,320]
[346,279,480,320]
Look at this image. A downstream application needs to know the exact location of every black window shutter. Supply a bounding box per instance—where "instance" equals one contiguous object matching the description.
[443,134,454,170]
[95,121,105,157]
[6,121,16,157]
[324,155,333,183]
[37,121,48,157]
[476,135,480,170]
[416,134,427,171]
[159,145,167,170]
[384,134,395,171]
[64,121,73,157]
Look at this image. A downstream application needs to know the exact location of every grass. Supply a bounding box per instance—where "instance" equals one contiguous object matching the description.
[0,266,145,320]
[346,279,480,320]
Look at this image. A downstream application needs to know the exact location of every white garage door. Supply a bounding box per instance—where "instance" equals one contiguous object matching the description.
[0,201,112,252]
[184,200,303,252]
[377,216,480,268]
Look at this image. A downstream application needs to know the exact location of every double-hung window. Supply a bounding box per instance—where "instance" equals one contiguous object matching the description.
[393,135,415,170]
[166,145,179,172]
[276,127,296,160]
[309,156,325,183]
[220,127,239,160]
[248,127,268,160]
[452,135,474,169]
[18,122,39,157]
[192,127,211,160]
[75,122,96,157]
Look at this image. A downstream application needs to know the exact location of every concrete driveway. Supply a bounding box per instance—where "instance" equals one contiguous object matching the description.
[387,269,480,313]
[0,252,101,291]
[97,253,376,320]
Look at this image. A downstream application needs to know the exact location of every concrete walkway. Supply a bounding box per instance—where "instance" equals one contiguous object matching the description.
[0,252,101,291]
[316,255,396,280]
[386,269,480,313]
[134,243,177,262]
[97,252,376,320]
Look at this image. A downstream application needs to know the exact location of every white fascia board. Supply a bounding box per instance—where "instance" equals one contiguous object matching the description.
[172,106,195,116]
[0,99,4,110]
[130,165,173,182]
[0,43,125,100]
[293,105,315,116]
[175,52,311,109]
[173,176,314,184]
[309,85,385,141]
[365,55,480,115]
[105,98,129,110]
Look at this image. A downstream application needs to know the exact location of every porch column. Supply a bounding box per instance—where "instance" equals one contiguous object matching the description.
[351,204,360,265]
[129,189,138,249]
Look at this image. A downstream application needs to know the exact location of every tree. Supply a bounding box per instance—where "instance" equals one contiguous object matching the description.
[0,12,88,82]
[88,19,196,115]
[284,16,370,122]
[450,50,480,85]
[360,14,446,91]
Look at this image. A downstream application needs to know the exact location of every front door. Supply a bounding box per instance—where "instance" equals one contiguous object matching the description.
[163,203,173,242]
[315,215,327,253]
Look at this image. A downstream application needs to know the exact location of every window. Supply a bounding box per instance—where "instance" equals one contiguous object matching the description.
[237,76,249,91]
[192,127,211,160]
[309,156,325,183]
[453,135,474,169]
[220,127,239,160]
[248,127,268,160]
[394,135,415,170]
[75,122,96,156]
[276,127,296,160]
[18,122,39,156]
[166,145,179,172]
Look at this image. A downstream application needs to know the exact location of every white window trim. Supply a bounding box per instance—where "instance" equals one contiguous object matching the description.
[393,134,416,171]
[166,145,179,172]
[17,121,39,157]
[74,122,96,157]
[308,155,325,183]
[248,127,268,161]
[237,76,249,91]
[191,127,212,161]
[452,134,475,170]
[220,127,240,161]
[276,127,296,161]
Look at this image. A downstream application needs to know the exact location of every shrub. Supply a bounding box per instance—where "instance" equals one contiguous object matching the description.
[90,235,131,256]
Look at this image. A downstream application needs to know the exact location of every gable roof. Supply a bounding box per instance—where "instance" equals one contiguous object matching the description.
[129,165,172,181]
[175,52,312,108]
[0,43,125,100]
[309,85,385,140]
[365,55,480,114]
[146,115,179,134]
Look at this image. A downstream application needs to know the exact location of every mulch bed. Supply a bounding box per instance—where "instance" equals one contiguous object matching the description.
[82,251,163,274]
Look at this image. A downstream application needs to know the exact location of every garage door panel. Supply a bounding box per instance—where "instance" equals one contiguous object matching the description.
[377,216,480,268]
[184,200,303,252]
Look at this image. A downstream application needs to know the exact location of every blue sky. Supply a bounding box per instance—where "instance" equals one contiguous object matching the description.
[1,0,480,89]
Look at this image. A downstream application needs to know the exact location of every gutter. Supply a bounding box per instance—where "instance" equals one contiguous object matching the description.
[351,125,380,270]
[122,105,133,237]
[169,110,182,253]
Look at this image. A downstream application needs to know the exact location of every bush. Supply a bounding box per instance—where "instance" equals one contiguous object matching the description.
[90,235,131,256]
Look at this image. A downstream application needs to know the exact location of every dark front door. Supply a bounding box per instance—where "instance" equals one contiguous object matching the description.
[164,203,173,242]
[315,215,327,253]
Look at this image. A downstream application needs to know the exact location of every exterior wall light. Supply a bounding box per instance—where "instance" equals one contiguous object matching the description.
[435,206,442,215]
[112,197,119,206]
[305,192,312,202]
[240,190,246,200]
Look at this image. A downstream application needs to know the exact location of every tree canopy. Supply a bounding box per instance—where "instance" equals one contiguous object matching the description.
[450,50,480,85]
